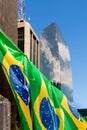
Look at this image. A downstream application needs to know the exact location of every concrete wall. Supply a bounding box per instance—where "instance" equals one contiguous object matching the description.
[0,0,17,45]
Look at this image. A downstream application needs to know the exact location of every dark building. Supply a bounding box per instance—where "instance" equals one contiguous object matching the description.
[0,0,17,45]
[78,109,87,117]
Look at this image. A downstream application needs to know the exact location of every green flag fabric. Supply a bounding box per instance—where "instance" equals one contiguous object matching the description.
[0,29,87,130]
[0,30,32,130]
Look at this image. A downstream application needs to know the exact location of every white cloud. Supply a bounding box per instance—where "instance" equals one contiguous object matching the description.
[61,68,72,88]
[58,42,70,61]
[40,38,60,82]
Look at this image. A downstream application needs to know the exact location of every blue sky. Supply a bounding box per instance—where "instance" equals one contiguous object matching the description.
[25,0,87,109]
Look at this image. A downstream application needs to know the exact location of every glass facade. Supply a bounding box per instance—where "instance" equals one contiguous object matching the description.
[40,23,73,102]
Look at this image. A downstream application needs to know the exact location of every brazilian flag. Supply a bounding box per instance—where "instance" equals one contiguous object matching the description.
[29,63,87,130]
[0,29,87,130]
[0,30,32,130]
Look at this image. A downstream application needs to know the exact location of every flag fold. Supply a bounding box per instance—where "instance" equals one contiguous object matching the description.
[0,29,87,130]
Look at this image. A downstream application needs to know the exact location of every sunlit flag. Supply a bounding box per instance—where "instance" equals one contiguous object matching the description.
[0,29,87,130]
[0,30,32,130]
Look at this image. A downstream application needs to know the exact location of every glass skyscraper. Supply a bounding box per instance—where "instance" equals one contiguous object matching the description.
[40,23,73,102]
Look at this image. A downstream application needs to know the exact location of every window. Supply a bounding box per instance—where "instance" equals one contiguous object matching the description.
[18,27,24,52]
